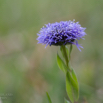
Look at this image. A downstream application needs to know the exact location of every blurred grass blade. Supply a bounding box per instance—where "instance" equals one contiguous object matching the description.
[65,98,70,103]
[57,53,68,73]
[46,92,52,103]
[66,71,79,103]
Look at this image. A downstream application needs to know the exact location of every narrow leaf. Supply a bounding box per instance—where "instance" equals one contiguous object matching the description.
[66,71,79,103]
[46,92,52,103]
[71,68,79,100]
[66,72,74,103]
[71,69,78,83]
[57,53,68,73]
[65,98,70,103]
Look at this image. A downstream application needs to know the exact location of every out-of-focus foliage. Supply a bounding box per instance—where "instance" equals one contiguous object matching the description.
[0,0,103,103]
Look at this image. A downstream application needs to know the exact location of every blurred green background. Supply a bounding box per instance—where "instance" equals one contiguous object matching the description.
[0,0,103,103]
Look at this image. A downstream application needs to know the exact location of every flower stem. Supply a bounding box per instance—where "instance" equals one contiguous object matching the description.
[61,45,69,67]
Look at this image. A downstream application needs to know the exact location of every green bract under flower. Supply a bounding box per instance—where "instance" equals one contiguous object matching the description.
[37,20,86,51]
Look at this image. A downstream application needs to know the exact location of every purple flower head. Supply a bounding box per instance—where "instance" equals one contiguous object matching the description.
[37,20,86,51]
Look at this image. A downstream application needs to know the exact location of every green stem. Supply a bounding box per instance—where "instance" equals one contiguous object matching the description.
[69,44,72,60]
[61,45,69,67]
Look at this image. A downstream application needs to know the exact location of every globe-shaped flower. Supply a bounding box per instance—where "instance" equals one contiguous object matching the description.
[37,20,86,51]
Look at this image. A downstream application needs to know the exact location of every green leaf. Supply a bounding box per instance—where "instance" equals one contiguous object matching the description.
[57,53,68,73]
[66,72,74,103]
[71,68,78,84]
[65,98,70,103]
[46,92,52,103]
[71,68,79,100]
[66,71,79,103]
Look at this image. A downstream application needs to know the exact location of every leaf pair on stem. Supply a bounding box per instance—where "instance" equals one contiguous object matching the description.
[57,45,79,103]
[47,45,79,103]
